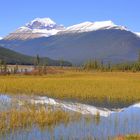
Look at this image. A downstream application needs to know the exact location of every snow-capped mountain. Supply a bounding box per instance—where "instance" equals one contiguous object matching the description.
[64,20,127,33]
[4,18,65,40]
[25,18,65,33]
[4,18,128,40]
[26,18,56,29]
[1,18,140,65]
[0,37,3,40]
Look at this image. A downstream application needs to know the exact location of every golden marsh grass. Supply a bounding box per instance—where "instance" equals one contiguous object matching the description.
[0,71,140,106]
[114,135,140,140]
[0,105,73,134]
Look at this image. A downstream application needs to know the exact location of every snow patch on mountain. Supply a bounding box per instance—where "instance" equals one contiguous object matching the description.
[135,32,140,37]
[0,37,3,40]
[14,26,62,37]
[65,20,127,33]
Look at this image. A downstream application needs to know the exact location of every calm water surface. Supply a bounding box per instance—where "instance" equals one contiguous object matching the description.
[0,94,140,140]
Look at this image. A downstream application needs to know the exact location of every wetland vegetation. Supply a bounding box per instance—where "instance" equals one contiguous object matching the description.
[0,105,75,134]
[0,69,140,108]
[0,65,140,139]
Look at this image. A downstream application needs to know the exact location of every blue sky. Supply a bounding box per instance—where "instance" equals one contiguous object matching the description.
[0,0,140,37]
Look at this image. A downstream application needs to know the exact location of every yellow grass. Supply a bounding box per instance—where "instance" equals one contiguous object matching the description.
[114,135,140,140]
[0,71,140,106]
[0,106,72,134]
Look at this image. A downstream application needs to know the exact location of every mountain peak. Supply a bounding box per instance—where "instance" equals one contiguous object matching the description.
[26,17,57,29]
[4,17,65,40]
[33,17,56,24]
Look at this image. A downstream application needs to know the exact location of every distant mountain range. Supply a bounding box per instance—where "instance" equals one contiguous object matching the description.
[1,18,140,65]
[3,18,128,40]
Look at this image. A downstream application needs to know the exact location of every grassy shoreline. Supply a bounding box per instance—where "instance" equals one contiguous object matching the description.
[0,71,140,108]
[0,105,75,134]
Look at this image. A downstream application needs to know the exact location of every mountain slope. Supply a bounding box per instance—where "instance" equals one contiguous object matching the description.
[1,18,140,65]
[1,29,140,65]
[0,46,71,66]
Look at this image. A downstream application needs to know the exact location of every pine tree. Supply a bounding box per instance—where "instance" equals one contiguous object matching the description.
[3,61,7,73]
[100,60,104,71]
[107,61,111,71]
[14,64,18,74]
[36,54,40,66]
[0,59,2,73]
[60,58,64,67]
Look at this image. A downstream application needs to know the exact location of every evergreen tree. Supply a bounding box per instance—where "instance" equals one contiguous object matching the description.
[0,59,2,73]
[60,58,64,67]
[14,64,18,74]
[3,61,7,73]
[107,61,111,70]
[100,60,104,71]
[36,54,40,66]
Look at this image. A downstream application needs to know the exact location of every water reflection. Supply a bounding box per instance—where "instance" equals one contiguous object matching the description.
[0,94,11,111]
[0,94,140,140]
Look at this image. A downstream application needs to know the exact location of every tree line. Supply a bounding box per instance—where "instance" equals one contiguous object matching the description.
[83,52,140,72]
[83,60,140,72]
